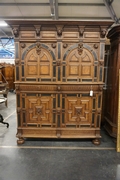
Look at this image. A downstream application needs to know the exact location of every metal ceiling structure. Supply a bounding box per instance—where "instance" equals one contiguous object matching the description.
[0,0,119,47]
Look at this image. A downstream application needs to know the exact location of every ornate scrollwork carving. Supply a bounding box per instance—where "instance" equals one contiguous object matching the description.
[78,43,83,55]
[36,42,41,55]
[56,25,64,36]
[13,28,19,37]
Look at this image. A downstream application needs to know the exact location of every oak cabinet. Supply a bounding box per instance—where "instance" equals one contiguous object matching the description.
[7,20,113,144]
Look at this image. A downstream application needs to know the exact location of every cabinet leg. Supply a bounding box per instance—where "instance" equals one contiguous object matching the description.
[17,138,25,145]
[92,138,101,145]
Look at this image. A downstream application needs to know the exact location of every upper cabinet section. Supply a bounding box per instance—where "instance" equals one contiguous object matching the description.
[7,20,113,84]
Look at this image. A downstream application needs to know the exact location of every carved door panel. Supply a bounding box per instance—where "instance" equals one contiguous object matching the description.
[62,47,95,83]
[25,94,53,128]
[24,47,53,82]
[64,96,92,127]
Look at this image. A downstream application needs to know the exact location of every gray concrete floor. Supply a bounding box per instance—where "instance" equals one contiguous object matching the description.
[0,92,120,180]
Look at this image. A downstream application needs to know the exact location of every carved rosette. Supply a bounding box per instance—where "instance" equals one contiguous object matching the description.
[94,44,98,49]
[51,43,56,48]
[78,43,83,55]
[36,42,41,55]
[21,43,26,48]
[63,43,68,48]
[36,106,42,115]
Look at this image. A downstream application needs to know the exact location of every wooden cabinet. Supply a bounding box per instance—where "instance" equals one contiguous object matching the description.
[104,25,120,138]
[7,20,113,144]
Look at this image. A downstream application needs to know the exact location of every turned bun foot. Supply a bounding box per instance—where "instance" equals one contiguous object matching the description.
[92,138,101,145]
[17,138,25,145]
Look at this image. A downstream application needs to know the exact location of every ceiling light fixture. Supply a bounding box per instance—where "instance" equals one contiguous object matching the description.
[0,21,8,27]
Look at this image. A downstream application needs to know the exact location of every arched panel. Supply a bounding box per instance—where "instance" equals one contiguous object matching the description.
[62,47,95,82]
[24,47,53,82]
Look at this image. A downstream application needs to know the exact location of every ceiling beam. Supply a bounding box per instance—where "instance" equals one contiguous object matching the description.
[49,0,55,20]
[103,0,119,23]
[0,28,9,37]
[54,0,58,20]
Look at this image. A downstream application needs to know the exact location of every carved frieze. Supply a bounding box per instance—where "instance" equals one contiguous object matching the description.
[18,84,103,92]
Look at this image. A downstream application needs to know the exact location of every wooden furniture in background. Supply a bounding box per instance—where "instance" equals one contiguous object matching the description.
[7,20,113,144]
[0,63,15,91]
[104,25,120,138]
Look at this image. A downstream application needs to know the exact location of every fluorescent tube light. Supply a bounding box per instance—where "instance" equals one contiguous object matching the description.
[0,21,8,27]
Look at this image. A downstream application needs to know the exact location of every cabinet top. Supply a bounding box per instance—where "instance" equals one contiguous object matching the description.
[6,20,113,27]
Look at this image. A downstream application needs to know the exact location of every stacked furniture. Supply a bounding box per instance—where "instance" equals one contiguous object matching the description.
[6,20,113,144]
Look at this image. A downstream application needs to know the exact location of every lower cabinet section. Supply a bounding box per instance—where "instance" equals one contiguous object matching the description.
[16,84,102,145]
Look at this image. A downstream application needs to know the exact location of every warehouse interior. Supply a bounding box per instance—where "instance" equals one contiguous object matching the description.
[0,1,120,180]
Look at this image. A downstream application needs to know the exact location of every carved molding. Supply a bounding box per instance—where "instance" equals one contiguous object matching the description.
[19,85,103,92]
